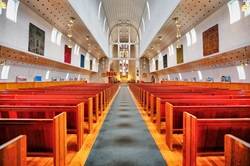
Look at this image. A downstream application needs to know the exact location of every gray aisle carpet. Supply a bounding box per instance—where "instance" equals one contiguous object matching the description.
[85,85,166,166]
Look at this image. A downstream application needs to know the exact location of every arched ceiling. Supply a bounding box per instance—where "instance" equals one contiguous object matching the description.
[102,0,146,30]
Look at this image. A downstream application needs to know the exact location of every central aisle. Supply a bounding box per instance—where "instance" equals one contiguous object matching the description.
[85,85,166,166]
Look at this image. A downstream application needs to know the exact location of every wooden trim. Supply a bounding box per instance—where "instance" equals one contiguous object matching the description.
[76,103,84,151]
[150,94,155,122]
[0,45,94,76]
[183,112,197,166]
[165,102,174,150]
[156,97,161,133]
[225,134,250,166]
[88,98,93,133]
[53,112,67,166]
[161,81,250,91]
[0,135,27,166]
[0,81,86,90]
[95,94,99,121]
[155,45,250,75]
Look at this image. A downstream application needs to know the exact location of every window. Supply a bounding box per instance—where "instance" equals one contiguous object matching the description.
[103,17,106,32]
[186,32,191,47]
[1,65,10,79]
[167,74,170,80]
[197,70,203,80]
[236,65,246,80]
[155,59,159,71]
[77,74,81,81]
[163,54,168,68]
[45,70,50,80]
[139,27,141,39]
[142,17,145,32]
[90,59,93,70]
[228,0,241,24]
[146,1,151,20]
[74,44,80,55]
[98,1,102,20]
[190,28,197,44]
[168,45,174,56]
[51,28,57,43]
[56,32,62,46]
[6,0,19,23]
[80,54,85,68]
[51,28,62,46]
[178,73,182,80]
[65,73,69,80]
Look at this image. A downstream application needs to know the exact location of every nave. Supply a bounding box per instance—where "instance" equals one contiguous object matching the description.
[85,85,165,166]
[0,0,250,165]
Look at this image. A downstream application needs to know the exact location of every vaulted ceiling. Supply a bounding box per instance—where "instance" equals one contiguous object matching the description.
[102,0,146,30]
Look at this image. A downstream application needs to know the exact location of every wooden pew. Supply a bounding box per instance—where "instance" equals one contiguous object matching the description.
[0,105,84,150]
[156,98,250,133]
[146,93,250,116]
[0,112,66,166]
[183,112,250,166]
[0,98,95,132]
[0,135,26,166]
[164,104,250,150]
[224,134,250,166]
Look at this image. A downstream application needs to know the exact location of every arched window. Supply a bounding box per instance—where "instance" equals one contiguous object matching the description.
[146,1,151,20]
[6,0,20,23]
[228,0,241,24]
[98,1,102,20]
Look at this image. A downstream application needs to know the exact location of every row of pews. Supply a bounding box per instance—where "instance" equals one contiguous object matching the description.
[0,83,119,166]
[129,83,250,166]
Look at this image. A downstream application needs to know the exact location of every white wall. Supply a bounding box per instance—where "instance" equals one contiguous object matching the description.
[0,61,90,82]
[0,2,96,82]
[68,0,109,56]
[139,0,180,55]
[159,65,250,83]
[154,2,250,83]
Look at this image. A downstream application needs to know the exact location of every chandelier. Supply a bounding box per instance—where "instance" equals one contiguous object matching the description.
[242,0,250,12]
[173,17,181,49]
[0,0,6,9]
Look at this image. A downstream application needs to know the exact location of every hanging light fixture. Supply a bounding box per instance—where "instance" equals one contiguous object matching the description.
[173,17,181,49]
[242,0,250,12]
[67,17,75,48]
[0,0,7,9]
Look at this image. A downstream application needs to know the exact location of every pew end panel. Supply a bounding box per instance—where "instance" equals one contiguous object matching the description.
[183,112,198,166]
[76,103,84,151]
[53,112,67,166]
[225,134,250,166]
[165,102,174,150]
[0,135,27,166]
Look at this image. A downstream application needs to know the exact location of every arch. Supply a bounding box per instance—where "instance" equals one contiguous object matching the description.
[108,22,141,44]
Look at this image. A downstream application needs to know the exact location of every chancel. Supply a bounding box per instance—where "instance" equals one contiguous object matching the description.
[0,0,250,166]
